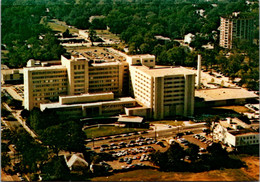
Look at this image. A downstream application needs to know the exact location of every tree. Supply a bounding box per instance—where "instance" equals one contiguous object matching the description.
[205,116,220,137]
[40,121,86,155]
[42,156,70,181]
[185,143,199,162]
[89,28,97,45]
[1,152,11,172]
[20,109,30,119]
[62,29,72,38]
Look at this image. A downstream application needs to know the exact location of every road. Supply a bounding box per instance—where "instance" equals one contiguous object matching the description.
[1,170,20,181]
[2,103,38,138]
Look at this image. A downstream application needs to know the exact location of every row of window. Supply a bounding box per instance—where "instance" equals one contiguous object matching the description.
[32,70,66,75]
[33,79,67,83]
[74,65,85,70]
[164,85,184,89]
[164,98,184,102]
[89,67,118,71]
[32,75,67,79]
[164,89,184,93]
[74,71,85,75]
[33,83,67,88]
[74,76,85,79]
[164,94,184,97]
[164,76,183,80]
[89,71,119,75]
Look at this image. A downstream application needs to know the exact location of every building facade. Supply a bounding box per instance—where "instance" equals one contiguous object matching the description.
[40,93,136,119]
[129,64,195,120]
[24,54,128,110]
[24,66,68,110]
[24,53,196,120]
[213,118,259,147]
[219,12,254,49]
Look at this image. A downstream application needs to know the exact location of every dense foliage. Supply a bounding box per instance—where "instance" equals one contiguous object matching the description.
[150,142,245,172]
[2,0,259,90]
[27,108,86,155]
[2,0,65,68]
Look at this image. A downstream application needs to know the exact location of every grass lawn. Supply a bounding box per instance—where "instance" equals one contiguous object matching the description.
[84,125,148,138]
[96,30,120,40]
[149,120,184,126]
[47,21,78,33]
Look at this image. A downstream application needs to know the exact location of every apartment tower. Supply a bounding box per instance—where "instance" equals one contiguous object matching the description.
[219,12,254,49]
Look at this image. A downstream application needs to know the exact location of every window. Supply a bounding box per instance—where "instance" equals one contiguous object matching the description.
[82,65,85,69]
[78,65,80,69]
[150,60,153,62]
[74,65,77,70]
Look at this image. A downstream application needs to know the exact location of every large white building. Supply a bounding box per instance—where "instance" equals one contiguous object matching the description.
[127,54,195,120]
[24,52,196,120]
[24,54,128,110]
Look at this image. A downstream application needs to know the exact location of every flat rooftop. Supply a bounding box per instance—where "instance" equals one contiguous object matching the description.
[132,66,195,77]
[40,97,135,110]
[229,129,258,136]
[219,118,251,129]
[195,88,258,101]
[129,54,155,59]
[118,116,144,123]
[1,68,23,74]
[67,47,126,62]
[24,65,66,71]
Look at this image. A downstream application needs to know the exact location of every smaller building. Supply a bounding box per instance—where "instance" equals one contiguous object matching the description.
[213,118,259,147]
[195,88,258,108]
[117,115,148,128]
[64,153,88,173]
[1,69,23,85]
[184,33,195,44]
[40,92,136,119]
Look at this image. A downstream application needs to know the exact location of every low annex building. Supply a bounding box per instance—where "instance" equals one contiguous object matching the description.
[40,92,136,119]
[195,88,258,108]
[213,118,259,147]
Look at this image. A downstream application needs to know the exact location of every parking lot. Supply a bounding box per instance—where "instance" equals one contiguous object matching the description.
[87,136,169,171]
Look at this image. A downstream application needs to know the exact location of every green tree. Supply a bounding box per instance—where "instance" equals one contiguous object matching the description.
[42,156,70,181]
[185,143,199,162]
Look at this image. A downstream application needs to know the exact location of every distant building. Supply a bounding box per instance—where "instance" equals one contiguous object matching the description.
[213,118,259,147]
[184,33,195,44]
[89,15,105,23]
[1,69,23,85]
[219,12,254,49]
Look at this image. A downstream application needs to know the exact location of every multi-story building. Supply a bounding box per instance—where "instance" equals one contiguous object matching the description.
[24,54,128,110]
[127,55,195,120]
[24,52,196,120]
[219,12,254,49]
[1,68,24,85]
[213,118,259,147]
[24,66,68,110]
[61,54,128,96]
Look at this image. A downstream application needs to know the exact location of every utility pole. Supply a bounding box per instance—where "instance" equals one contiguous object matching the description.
[154,126,157,141]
